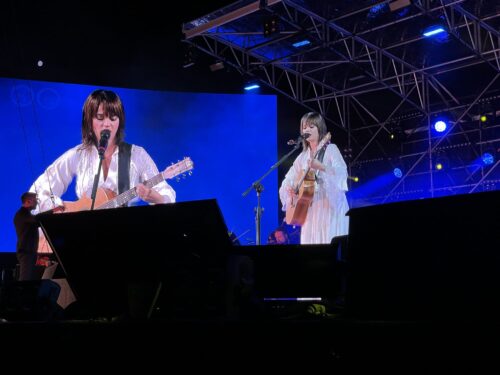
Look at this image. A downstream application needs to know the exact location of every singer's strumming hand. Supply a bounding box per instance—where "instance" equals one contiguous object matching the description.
[309,159,325,172]
[53,205,65,214]
[286,186,298,198]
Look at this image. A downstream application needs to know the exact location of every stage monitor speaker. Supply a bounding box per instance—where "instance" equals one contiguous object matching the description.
[228,239,347,318]
[37,199,233,319]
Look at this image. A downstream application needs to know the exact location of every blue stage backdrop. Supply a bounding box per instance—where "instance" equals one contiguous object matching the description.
[2,78,278,251]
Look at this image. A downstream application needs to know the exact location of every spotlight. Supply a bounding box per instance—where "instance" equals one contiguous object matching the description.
[434,153,449,171]
[482,151,495,165]
[479,113,496,126]
[388,125,402,141]
[244,82,260,91]
[433,120,447,133]
[393,167,403,178]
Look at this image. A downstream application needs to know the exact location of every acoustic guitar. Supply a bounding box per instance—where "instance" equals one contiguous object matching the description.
[36,157,194,253]
[285,133,331,226]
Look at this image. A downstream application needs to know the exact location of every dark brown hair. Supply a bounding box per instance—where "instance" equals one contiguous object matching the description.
[81,90,125,148]
[300,112,327,149]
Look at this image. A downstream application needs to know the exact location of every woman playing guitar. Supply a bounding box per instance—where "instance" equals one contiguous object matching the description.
[279,112,350,244]
[29,89,180,254]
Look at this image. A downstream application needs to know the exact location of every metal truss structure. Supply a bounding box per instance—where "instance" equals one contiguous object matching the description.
[183,0,500,205]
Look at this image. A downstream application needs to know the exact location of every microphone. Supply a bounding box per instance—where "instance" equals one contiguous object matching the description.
[97,129,111,157]
[287,133,310,145]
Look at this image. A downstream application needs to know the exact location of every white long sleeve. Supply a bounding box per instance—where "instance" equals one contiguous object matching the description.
[279,144,349,244]
[30,143,176,213]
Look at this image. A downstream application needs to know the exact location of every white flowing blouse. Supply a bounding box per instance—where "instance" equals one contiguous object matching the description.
[279,143,349,244]
[30,143,176,213]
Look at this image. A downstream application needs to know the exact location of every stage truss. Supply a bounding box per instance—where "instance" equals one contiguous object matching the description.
[183,0,500,205]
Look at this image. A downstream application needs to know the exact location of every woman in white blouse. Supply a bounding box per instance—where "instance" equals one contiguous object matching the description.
[30,89,176,214]
[279,112,349,244]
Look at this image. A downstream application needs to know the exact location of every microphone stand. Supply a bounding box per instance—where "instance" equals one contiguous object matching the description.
[242,141,302,245]
[90,151,105,211]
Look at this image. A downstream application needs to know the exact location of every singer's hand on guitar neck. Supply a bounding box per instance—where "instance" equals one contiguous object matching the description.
[136,183,167,204]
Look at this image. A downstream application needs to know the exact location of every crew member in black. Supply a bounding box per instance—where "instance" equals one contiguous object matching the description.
[13,192,40,281]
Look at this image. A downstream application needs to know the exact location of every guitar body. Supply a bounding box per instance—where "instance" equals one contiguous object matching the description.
[36,156,194,254]
[285,170,315,226]
[37,188,118,253]
[63,188,117,212]
[284,133,331,227]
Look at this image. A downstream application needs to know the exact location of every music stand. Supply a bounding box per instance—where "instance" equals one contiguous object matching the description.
[37,199,233,319]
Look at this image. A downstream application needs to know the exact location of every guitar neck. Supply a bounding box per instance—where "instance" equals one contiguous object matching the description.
[98,171,165,209]
[294,138,330,192]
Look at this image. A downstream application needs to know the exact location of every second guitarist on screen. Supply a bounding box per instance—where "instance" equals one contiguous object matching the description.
[279,112,349,245]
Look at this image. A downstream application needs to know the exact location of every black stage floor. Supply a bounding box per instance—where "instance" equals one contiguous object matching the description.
[1,316,500,371]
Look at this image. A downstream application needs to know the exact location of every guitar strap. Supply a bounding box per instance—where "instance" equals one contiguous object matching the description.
[316,146,326,164]
[314,146,327,179]
[118,142,132,197]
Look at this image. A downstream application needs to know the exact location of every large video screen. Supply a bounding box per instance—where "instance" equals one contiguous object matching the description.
[2,78,278,251]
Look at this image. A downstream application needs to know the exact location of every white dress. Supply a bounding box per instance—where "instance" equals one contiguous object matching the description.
[30,143,176,213]
[279,143,349,244]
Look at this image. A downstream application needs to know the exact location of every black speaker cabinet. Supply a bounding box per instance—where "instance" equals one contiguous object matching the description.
[345,191,500,320]
[37,199,233,319]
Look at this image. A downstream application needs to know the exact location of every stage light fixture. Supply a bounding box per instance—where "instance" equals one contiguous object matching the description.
[434,153,449,171]
[209,61,225,72]
[292,39,311,48]
[263,16,279,37]
[482,151,495,166]
[393,167,403,178]
[433,149,450,171]
[244,82,260,91]
[388,125,402,141]
[182,45,196,68]
[423,25,446,37]
[433,120,447,133]
[389,0,411,12]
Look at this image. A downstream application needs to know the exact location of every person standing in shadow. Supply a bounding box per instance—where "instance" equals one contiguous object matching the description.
[13,192,40,281]
[267,227,290,245]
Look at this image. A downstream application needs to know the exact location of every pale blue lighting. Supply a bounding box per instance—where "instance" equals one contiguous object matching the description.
[292,39,311,48]
[244,83,260,91]
[393,168,403,178]
[423,27,446,37]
